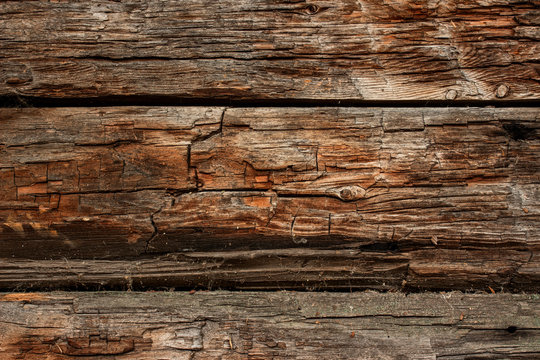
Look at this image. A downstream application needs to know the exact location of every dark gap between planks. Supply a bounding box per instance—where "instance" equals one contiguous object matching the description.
[1,95,540,108]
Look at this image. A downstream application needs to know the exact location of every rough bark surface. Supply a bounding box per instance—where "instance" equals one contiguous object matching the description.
[0,107,538,291]
[1,0,539,100]
[0,291,539,359]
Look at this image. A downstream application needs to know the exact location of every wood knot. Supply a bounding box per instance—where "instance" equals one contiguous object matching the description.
[495,84,510,98]
[303,4,320,15]
[3,64,33,86]
[335,185,365,201]
[445,89,458,100]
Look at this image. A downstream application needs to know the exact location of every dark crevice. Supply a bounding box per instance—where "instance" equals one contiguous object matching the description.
[304,314,443,320]
[507,325,518,334]
[144,209,161,254]
[191,108,226,144]
[1,95,539,108]
[2,280,539,293]
[44,188,196,196]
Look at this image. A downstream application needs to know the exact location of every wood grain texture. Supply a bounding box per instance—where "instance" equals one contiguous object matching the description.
[0,291,539,359]
[1,0,539,100]
[0,107,538,291]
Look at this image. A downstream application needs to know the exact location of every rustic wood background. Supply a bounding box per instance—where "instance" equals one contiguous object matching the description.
[1,107,538,292]
[1,0,539,101]
[1,291,539,359]
[1,0,539,358]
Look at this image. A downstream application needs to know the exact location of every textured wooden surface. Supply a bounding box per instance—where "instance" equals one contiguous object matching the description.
[1,0,539,100]
[2,2,539,358]
[1,291,539,359]
[1,107,538,291]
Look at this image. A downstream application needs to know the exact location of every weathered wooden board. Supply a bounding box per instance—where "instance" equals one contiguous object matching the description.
[1,0,539,101]
[0,291,539,359]
[0,107,538,291]
[1,249,539,292]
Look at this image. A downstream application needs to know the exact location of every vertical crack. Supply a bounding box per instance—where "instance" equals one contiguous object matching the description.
[219,107,226,136]
[189,107,227,190]
[315,145,319,172]
[290,211,298,240]
[144,196,172,253]
[144,210,160,253]
[191,107,226,144]
[327,213,331,236]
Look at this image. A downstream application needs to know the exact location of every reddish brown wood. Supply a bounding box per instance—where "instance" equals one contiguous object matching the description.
[0,107,538,291]
[1,0,539,100]
[1,3,538,356]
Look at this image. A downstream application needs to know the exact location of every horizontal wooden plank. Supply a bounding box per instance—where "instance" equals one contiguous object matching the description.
[0,107,538,290]
[1,291,539,359]
[1,0,539,100]
[1,249,538,292]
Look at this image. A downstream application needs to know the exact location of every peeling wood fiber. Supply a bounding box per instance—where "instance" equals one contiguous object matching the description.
[2,1,540,358]
[0,291,539,359]
[1,0,540,100]
[0,107,538,291]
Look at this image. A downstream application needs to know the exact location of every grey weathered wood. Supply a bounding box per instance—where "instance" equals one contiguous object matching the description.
[1,0,539,100]
[0,106,538,291]
[0,291,539,359]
